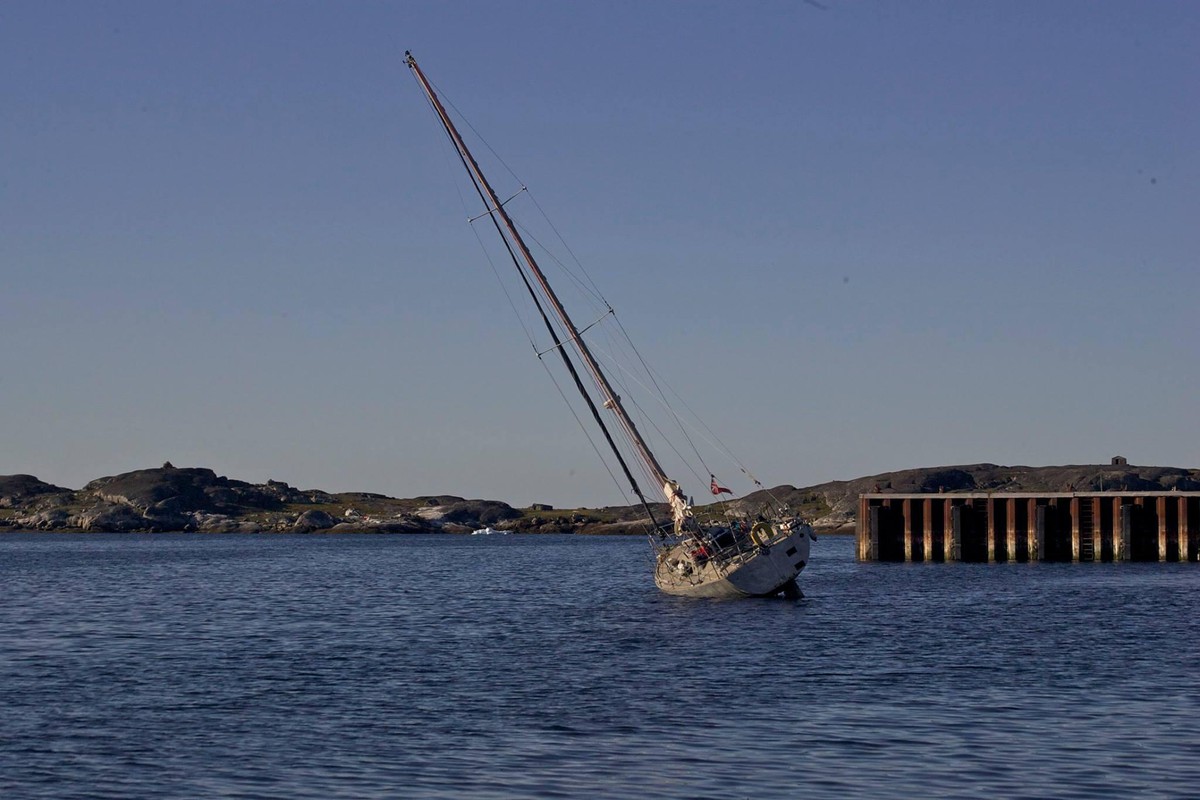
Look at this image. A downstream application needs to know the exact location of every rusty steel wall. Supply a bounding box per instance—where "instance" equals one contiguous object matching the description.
[857,493,1200,563]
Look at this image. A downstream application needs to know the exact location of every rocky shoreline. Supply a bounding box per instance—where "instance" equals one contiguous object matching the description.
[1,461,1196,536]
[0,465,657,536]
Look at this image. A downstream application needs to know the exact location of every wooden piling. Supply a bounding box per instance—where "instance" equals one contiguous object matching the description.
[1120,504,1133,561]
[923,498,934,562]
[1075,496,1084,561]
[868,505,881,561]
[943,500,955,562]
[1181,496,1192,563]
[902,497,913,563]
[856,491,1200,563]
[1035,504,1047,561]
[986,498,996,563]
[1032,496,1041,561]
[950,505,964,562]
[858,496,870,560]
[1158,496,1168,562]
[1112,496,1124,562]
[1005,497,1017,562]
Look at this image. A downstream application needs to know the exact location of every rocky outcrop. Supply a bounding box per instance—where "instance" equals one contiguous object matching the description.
[293,510,337,532]
[14,508,74,531]
[0,475,71,508]
[439,500,522,525]
[0,465,531,534]
[82,466,304,514]
[2,462,1195,535]
[74,503,156,533]
[724,462,1200,532]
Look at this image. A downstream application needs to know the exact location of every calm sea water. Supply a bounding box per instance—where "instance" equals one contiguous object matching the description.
[1,533,1197,799]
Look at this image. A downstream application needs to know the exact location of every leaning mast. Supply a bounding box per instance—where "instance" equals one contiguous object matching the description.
[405,52,683,515]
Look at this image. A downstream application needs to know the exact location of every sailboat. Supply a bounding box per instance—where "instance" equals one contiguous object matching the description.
[406,53,814,598]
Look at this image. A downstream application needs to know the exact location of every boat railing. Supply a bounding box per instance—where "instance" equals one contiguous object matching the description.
[701,520,802,568]
[657,519,795,572]
[699,528,761,566]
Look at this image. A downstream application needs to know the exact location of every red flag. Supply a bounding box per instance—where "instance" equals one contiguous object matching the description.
[710,475,732,496]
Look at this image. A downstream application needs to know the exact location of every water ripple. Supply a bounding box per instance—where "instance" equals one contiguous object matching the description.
[2,533,1198,798]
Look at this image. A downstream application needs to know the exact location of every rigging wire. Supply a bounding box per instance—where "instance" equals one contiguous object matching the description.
[425,76,612,311]
[626,348,791,508]
[609,313,714,478]
[511,215,610,308]
[584,320,779,499]
[423,84,613,314]
[411,72,543,353]
[565,312,708,496]
[526,188,611,305]
[419,70,716,492]
[412,64,667,526]
[467,221,538,350]
[465,180,649,509]
[416,71,602,337]
[411,61,787,521]
[412,74,632,512]
[510,176,726,493]
[601,323,744,469]
[426,75,526,189]
[589,342,711,491]
[582,323,664,492]
[516,221,746,504]
[534,308,612,358]
[537,356,632,507]
[467,186,528,223]
[516,206,705,488]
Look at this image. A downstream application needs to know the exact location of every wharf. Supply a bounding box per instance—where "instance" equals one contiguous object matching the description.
[857,492,1200,562]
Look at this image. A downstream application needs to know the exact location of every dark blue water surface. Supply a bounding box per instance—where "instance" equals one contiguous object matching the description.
[1,533,1197,799]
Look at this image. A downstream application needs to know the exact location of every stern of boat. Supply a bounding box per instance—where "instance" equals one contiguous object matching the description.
[654,520,814,598]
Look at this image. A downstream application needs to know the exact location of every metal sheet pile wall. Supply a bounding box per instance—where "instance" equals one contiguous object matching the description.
[857,493,1200,563]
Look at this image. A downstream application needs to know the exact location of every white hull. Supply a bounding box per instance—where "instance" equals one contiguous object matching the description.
[654,524,813,598]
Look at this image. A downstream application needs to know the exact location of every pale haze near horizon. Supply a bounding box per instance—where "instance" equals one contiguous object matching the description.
[3,1,1196,508]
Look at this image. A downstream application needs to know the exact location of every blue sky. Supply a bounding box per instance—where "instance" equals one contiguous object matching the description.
[3,1,1197,507]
